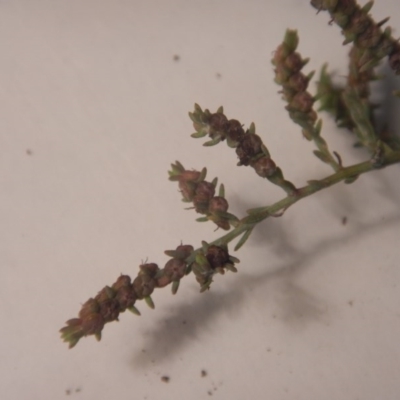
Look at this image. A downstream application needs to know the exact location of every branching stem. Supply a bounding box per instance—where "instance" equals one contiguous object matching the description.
[211,150,400,249]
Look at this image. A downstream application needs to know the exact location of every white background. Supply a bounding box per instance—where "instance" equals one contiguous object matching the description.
[1,1,400,399]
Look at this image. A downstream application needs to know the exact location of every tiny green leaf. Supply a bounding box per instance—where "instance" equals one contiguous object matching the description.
[144,296,155,309]
[313,150,331,163]
[171,280,180,295]
[234,227,254,251]
[218,183,225,197]
[191,131,207,138]
[203,137,221,146]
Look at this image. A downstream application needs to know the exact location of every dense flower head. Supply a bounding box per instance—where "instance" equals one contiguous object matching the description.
[191,243,239,292]
[169,161,236,230]
[312,0,400,75]
[60,244,195,348]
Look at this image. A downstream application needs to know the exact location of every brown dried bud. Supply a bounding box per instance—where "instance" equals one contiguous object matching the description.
[226,119,245,143]
[289,92,314,113]
[79,298,100,319]
[156,275,172,288]
[139,263,159,277]
[206,245,230,269]
[95,286,116,302]
[251,156,277,178]
[99,298,120,322]
[287,73,308,92]
[174,244,194,260]
[195,181,215,201]
[178,179,197,202]
[178,170,201,182]
[209,113,228,133]
[284,52,303,72]
[133,274,156,299]
[236,133,263,165]
[164,258,187,281]
[208,196,229,213]
[115,286,136,309]
[81,313,105,336]
[112,275,131,291]
[192,181,216,213]
[273,44,290,63]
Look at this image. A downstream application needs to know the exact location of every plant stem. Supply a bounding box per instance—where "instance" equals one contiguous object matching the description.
[211,150,400,249]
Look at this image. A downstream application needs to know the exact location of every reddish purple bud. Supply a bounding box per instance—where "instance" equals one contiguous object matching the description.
[99,299,120,322]
[206,245,230,269]
[174,244,194,260]
[208,196,229,213]
[209,113,228,133]
[289,92,314,113]
[236,133,263,165]
[226,119,245,143]
[288,73,308,92]
[164,258,187,281]
[284,52,303,72]
[115,286,137,309]
[156,275,172,288]
[252,156,277,178]
[133,274,156,299]
[195,181,215,201]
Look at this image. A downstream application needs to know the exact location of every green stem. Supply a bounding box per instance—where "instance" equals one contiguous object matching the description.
[211,150,400,249]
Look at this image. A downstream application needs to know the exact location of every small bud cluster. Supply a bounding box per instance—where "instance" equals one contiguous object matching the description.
[273,30,342,171]
[272,29,317,138]
[60,243,239,347]
[168,161,238,230]
[189,104,277,177]
[189,105,297,194]
[311,0,400,75]
[190,104,245,148]
[191,242,239,292]
[60,244,194,348]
